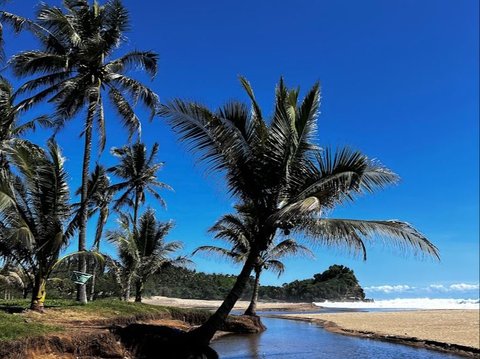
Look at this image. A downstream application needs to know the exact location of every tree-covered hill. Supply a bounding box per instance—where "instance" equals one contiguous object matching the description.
[142,264,365,302]
[259,265,365,302]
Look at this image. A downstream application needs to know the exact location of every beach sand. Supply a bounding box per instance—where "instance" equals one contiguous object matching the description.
[276,310,480,350]
[143,295,316,311]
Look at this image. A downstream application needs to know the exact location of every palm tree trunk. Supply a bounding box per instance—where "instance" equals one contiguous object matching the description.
[134,278,143,303]
[244,267,261,316]
[31,273,47,312]
[76,108,94,304]
[186,248,260,345]
[133,190,140,231]
[89,216,105,301]
[123,275,132,301]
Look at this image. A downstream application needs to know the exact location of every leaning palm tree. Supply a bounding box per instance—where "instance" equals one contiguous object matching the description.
[7,0,160,303]
[195,211,314,316]
[108,142,172,229]
[160,77,439,344]
[133,208,185,303]
[0,140,72,311]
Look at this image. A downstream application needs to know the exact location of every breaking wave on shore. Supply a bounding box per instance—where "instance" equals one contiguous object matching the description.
[313,298,480,310]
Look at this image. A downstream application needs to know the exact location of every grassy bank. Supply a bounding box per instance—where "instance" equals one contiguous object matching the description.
[0,299,210,342]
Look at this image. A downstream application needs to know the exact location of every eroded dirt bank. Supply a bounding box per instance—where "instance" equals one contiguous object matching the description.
[0,310,265,359]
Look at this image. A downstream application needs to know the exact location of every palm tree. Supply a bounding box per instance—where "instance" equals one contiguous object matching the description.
[133,208,185,302]
[0,262,26,300]
[7,0,160,303]
[108,142,172,229]
[195,211,314,316]
[0,76,51,169]
[106,210,185,302]
[80,164,113,300]
[0,140,72,311]
[106,213,138,301]
[160,77,439,344]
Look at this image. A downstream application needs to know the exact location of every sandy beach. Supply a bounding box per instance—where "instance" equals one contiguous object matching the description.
[143,296,316,311]
[275,310,480,354]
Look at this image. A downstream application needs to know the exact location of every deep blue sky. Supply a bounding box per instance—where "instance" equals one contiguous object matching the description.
[2,0,479,299]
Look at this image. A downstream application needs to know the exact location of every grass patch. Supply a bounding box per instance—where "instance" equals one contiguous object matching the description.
[72,299,171,318]
[0,298,211,342]
[0,312,62,341]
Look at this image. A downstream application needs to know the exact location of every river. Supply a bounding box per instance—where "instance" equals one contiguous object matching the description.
[211,317,464,359]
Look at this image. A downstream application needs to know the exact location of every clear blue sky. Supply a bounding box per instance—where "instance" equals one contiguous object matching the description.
[2,0,479,299]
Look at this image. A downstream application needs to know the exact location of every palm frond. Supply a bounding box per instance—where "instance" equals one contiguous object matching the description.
[301,218,439,260]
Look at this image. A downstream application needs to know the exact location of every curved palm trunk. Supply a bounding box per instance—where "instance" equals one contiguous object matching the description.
[31,273,47,312]
[77,109,94,304]
[244,267,261,316]
[134,278,143,303]
[187,248,260,345]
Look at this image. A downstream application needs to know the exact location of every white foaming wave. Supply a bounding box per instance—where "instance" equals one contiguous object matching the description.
[313,298,480,310]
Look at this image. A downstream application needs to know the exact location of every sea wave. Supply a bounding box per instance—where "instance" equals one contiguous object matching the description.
[313,298,480,310]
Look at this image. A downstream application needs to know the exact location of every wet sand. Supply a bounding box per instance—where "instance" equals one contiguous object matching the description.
[273,310,480,356]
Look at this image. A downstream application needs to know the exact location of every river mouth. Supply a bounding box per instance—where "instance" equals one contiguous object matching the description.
[211,317,464,359]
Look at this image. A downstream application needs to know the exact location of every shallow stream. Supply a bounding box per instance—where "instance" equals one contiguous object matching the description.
[211,317,464,359]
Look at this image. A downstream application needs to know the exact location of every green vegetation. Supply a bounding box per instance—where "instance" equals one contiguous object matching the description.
[0,311,62,341]
[194,209,314,315]
[0,141,73,311]
[260,265,366,302]
[0,298,210,342]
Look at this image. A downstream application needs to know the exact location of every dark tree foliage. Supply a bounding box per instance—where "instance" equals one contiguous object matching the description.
[143,267,254,301]
[259,265,365,302]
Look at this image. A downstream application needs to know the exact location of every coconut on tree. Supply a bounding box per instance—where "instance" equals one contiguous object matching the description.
[195,208,314,316]
[7,0,160,303]
[160,77,439,345]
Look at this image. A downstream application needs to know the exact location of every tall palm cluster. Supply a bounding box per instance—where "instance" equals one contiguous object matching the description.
[0,0,439,352]
[0,0,176,309]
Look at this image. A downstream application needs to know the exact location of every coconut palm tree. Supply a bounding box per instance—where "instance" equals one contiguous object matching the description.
[160,77,439,344]
[7,0,160,303]
[0,76,51,169]
[105,212,138,301]
[108,142,172,229]
[106,209,185,302]
[0,140,72,311]
[0,262,26,299]
[79,164,113,300]
[133,208,185,302]
[195,210,314,316]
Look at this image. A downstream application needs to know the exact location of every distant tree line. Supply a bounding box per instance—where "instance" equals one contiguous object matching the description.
[143,264,365,302]
[1,263,365,303]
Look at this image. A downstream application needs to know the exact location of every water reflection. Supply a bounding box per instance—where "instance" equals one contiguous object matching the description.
[211,317,464,359]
